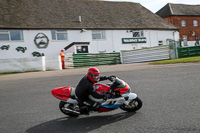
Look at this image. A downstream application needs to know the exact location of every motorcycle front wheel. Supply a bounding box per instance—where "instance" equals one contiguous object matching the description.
[59,101,79,117]
[120,97,143,112]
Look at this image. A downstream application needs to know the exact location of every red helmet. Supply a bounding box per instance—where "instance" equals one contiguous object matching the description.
[87,67,100,83]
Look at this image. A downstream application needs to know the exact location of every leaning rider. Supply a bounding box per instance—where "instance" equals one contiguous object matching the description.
[75,67,112,114]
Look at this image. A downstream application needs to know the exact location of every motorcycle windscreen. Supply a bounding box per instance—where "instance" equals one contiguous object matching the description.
[110,79,130,95]
[51,86,71,101]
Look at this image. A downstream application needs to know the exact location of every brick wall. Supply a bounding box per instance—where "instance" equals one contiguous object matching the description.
[164,16,200,42]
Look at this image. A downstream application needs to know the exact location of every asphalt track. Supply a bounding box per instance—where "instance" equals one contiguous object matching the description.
[0,62,200,133]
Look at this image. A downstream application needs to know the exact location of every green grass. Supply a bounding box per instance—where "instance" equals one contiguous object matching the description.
[149,56,200,65]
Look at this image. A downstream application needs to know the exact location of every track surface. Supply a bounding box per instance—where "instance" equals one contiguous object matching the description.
[0,63,200,133]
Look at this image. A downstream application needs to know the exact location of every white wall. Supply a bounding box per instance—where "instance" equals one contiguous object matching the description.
[0,57,45,73]
[0,29,179,59]
[182,41,197,47]
[0,56,62,73]
[45,56,62,70]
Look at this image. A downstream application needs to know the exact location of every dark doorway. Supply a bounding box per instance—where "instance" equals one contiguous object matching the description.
[76,46,88,53]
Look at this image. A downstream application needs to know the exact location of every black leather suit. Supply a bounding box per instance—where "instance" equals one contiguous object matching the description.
[75,75,108,107]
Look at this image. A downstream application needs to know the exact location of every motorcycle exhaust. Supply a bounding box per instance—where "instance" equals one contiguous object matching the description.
[63,108,80,115]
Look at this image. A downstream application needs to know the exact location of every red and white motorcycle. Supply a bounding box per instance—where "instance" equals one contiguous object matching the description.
[51,76,142,117]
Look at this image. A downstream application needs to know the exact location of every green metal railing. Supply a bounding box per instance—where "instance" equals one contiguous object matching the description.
[178,46,200,58]
[72,52,121,67]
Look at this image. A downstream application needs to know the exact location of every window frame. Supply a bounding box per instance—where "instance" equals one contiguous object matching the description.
[92,31,106,40]
[195,35,199,45]
[0,30,23,41]
[158,40,163,46]
[132,30,144,38]
[51,30,68,41]
[193,20,198,27]
[181,20,186,27]
[132,31,140,37]
[183,35,188,46]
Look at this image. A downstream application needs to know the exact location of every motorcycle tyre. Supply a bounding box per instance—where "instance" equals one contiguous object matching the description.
[120,97,142,112]
[59,101,79,117]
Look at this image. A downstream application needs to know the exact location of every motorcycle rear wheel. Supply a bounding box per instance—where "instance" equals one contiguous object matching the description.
[120,97,142,112]
[59,101,79,117]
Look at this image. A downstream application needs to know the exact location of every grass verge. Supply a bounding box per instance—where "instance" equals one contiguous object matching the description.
[149,56,200,65]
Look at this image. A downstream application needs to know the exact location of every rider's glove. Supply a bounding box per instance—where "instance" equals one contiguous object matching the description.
[109,76,116,81]
[104,76,109,80]
[104,76,114,81]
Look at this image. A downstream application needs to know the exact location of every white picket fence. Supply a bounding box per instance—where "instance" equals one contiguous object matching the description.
[121,45,170,64]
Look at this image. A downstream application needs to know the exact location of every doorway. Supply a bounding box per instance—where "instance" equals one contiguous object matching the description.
[76,45,89,53]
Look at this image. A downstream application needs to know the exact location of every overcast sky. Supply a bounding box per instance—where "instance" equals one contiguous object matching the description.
[103,0,200,13]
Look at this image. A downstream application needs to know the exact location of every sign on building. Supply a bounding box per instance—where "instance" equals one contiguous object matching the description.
[122,37,147,44]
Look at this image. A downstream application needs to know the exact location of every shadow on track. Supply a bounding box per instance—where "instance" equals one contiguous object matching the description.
[26,112,136,133]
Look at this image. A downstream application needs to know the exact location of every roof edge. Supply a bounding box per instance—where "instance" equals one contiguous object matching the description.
[169,3,174,15]
[0,27,179,31]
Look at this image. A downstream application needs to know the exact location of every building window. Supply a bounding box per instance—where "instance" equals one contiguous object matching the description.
[181,20,186,27]
[195,35,199,45]
[132,30,144,37]
[0,30,23,41]
[183,35,187,46]
[51,30,68,40]
[193,20,198,27]
[158,41,163,46]
[76,45,89,53]
[132,31,140,37]
[92,31,105,40]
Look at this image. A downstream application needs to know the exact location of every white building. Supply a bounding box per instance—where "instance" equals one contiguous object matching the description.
[0,0,179,59]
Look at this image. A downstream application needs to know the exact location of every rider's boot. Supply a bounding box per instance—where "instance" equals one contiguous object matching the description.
[79,105,89,115]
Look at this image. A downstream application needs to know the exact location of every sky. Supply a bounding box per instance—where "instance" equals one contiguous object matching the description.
[103,0,200,13]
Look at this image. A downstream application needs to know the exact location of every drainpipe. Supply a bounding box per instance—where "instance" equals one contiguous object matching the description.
[173,31,178,58]
[112,30,115,52]
[149,30,151,47]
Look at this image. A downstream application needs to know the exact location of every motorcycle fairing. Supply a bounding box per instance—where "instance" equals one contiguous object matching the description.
[94,84,110,94]
[100,104,121,109]
[122,93,137,100]
[98,106,118,112]
[98,97,126,112]
[51,86,71,101]
[66,98,78,104]
[94,79,130,95]
[121,93,138,105]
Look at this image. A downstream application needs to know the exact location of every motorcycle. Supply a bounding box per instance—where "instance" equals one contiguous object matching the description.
[51,76,142,117]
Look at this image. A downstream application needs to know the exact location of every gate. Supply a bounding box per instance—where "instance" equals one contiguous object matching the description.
[66,52,121,68]
[178,46,200,58]
[167,39,179,59]
[121,45,170,64]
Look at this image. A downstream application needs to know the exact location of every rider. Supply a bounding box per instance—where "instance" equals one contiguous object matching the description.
[75,67,112,114]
